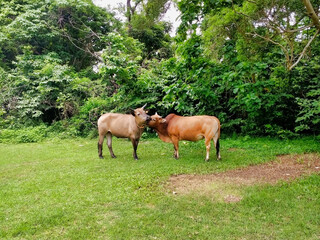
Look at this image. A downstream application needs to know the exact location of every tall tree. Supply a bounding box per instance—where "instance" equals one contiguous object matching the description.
[177,0,320,70]
[124,0,173,59]
[126,0,170,31]
[0,0,120,124]
[0,0,120,70]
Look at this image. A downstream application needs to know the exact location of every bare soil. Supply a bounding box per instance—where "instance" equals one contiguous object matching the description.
[169,153,320,203]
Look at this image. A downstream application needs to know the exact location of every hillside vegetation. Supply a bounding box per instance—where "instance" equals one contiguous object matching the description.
[0,0,320,139]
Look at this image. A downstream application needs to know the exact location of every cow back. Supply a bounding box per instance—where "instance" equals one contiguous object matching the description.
[98,113,140,138]
[167,115,220,141]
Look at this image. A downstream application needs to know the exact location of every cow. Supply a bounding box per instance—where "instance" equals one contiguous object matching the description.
[148,113,221,161]
[97,105,151,160]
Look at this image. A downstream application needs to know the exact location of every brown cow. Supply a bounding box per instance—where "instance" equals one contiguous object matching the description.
[97,105,151,160]
[148,113,221,161]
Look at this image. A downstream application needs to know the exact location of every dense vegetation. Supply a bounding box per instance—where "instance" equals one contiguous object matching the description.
[0,0,320,140]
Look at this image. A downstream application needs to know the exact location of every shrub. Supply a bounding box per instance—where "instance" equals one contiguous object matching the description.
[69,97,114,137]
[0,125,48,143]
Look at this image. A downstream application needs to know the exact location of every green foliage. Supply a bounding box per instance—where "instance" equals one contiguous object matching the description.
[126,0,172,58]
[0,0,118,128]
[199,0,320,70]
[0,125,48,143]
[296,91,320,132]
[1,0,320,137]
[1,48,83,124]
[0,0,120,69]
[130,22,173,59]
[100,33,143,95]
[293,57,320,133]
[70,97,114,137]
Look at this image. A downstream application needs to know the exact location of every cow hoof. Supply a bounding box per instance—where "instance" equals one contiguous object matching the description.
[99,155,104,159]
[111,155,117,159]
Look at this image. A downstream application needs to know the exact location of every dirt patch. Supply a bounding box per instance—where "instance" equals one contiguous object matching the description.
[169,153,320,202]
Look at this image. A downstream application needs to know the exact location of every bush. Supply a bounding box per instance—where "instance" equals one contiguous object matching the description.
[69,97,114,137]
[293,60,320,134]
[0,125,48,143]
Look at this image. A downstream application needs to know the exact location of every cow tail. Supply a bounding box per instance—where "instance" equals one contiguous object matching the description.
[214,118,221,160]
[216,139,220,153]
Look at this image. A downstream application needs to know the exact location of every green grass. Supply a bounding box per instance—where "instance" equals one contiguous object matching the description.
[0,136,320,239]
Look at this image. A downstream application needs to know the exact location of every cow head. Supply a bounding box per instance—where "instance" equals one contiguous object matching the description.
[147,113,166,128]
[131,104,151,127]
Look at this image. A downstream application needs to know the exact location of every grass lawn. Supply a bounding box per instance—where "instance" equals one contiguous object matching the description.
[0,136,320,239]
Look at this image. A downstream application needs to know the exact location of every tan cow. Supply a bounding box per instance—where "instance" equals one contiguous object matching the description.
[148,113,221,161]
[97,105,150,160]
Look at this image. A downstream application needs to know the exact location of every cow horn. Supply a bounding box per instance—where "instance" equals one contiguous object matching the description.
[155,112,158,116]
[142,104,147,109]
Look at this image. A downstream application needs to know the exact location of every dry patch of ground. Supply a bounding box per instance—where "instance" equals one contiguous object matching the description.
[169,153,320,203]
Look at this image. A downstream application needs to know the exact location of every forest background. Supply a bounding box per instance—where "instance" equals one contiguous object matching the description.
[0,0,319,142]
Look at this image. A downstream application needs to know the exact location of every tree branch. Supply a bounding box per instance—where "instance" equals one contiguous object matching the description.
[60,30,102,61]
[302,0,320,30]
[246,32,289,57]
[285,23,313,33]
[289,28,320,70]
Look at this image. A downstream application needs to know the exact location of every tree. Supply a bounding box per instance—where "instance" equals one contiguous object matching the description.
[0,0,120,124]
[200,0,320,70]
[126,0,170,31]
[0,0,120,70]
[124,0,173,59]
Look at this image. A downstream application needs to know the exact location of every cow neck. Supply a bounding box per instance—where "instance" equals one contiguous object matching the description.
[156,121,169,137]
[132,115,145,129]
[136,121,146,129]
[137,124,145,129]
[158,114,176,136]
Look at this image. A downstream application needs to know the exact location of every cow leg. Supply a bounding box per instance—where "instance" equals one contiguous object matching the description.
[106,132,116,158]
[172,137,179,159]
[205,137,211,161]
[131,138,139,160]
[98,133,105,159]
[213,135,221,160]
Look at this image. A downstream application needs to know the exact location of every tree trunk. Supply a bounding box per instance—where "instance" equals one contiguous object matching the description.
[302,0,320,30]
[127,0,132,32]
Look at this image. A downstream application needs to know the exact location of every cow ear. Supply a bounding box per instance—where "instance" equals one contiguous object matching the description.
[161,119,166,123]
[130,109,135,116]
